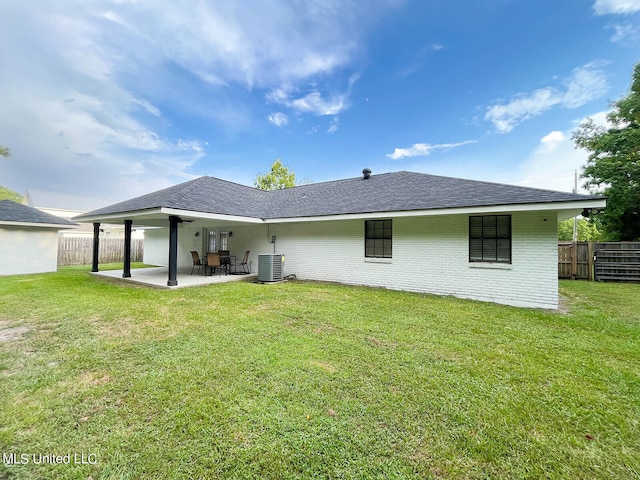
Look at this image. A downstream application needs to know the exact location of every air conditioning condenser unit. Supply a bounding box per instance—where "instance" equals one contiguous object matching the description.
[258,254,284,282]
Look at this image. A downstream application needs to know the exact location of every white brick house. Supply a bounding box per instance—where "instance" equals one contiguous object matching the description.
[76,171,605,309]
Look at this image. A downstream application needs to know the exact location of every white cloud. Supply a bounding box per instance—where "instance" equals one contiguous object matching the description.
[327,116,339,133]
[593,0,640,15]
[485,63,608,133]
[608,23,640,43]
[0,0,400,198]
[513,111,611,192]
[268,112,289,127]
[100,0,393,90]
[562,62,610,107]
[266,83,353,117]
[386,140,476,160]
[485,88,561,134]
[289,92,346,116]
[540,130,566,148]
[265,71,360,119]
[266,86,293,104]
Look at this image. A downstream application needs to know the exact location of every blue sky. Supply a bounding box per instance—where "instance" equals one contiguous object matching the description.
[1,0,639,203]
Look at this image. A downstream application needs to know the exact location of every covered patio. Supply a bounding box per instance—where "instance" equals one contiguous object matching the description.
[73,176,268,287]
[92,266,258,289]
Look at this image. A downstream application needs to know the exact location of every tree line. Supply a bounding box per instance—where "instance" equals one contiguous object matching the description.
[572,62,640,241]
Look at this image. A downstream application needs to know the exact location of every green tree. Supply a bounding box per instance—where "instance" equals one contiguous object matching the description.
[573,63,640,241]
[0,145,20,201]
[254,159,297,190]
[557,218,603,241]
[0,185,22,202]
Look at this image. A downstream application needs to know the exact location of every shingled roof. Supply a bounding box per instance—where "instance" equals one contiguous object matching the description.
[82,176,269,218]
[0,200,78,227]
[77,171,604,222]
[263,171,602,218]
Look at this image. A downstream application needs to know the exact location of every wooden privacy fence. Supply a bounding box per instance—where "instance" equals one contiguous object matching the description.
[558,242,593,280]
[58,237,144,266]
[558,241,640,282]
[594,249,640,282]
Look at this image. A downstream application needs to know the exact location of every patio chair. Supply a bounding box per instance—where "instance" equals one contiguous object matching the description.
[206,252,222,276]
[232,250,250,274]
[190,251,205,275]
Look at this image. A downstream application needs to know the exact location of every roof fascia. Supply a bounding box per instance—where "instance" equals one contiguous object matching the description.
[264,198,607,223]
[0,221,76,229]
[74,208,165,223]
[160,208,264,224]
[75,207,264,225]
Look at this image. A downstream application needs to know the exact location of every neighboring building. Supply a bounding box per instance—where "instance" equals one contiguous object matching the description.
[23,189,143,238]
[0,200,77,275]
[75,170,606,309]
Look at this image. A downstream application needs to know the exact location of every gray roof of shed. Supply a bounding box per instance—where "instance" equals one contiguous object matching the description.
[78,171,604,221]
[0,200,78,226]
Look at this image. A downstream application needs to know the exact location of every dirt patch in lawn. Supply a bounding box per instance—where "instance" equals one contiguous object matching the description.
[557,294,570,314]
[0,324,30,343]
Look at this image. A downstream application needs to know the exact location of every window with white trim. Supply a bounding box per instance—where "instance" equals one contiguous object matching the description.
[469,215,511,263]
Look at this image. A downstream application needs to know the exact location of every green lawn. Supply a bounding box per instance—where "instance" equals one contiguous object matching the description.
[1,265,638,479]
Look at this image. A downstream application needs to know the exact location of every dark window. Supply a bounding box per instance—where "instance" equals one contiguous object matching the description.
[365,220,392,258]
[469,215,511,263]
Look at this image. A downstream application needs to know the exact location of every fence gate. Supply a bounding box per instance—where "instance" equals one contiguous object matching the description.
[594,249,640,283]
[558,242,592,280]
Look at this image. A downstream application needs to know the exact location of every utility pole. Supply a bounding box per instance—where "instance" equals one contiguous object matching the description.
[573,170,578,242]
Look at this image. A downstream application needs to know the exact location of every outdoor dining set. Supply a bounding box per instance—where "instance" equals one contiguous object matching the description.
[190,250,250,276]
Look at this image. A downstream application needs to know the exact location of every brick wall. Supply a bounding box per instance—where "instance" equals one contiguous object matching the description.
[143,210,559,309]
[257,211,558,309]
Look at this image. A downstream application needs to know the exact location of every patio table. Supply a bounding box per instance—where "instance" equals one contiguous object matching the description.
[220,255,236,275]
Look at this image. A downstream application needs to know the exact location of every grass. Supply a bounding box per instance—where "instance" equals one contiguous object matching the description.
[0,265,638,479]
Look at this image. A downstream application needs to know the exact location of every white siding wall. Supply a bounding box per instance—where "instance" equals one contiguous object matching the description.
[0,227,60,275]
[142,211,559,309]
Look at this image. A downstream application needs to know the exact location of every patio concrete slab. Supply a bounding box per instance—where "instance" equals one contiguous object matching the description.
[92,267,257,289]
